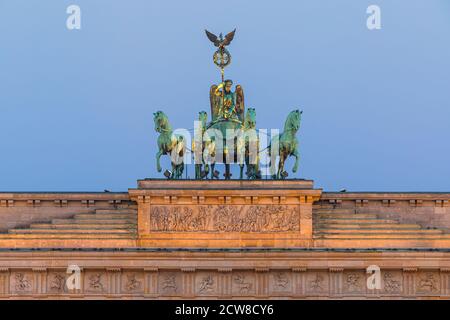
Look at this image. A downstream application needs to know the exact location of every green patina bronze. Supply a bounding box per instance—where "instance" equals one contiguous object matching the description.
[239,108,261,180]
[206,80,245,179]
[153,111,185,179]
[195,111,209,179]
[268,110,302,179]
[153,30,302,180]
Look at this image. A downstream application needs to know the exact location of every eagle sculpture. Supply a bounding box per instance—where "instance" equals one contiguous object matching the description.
[205,29,236,48]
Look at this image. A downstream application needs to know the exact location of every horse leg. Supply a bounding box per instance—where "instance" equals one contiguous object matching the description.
[251,164,257,179]
[248,150,259,179]
[195,164,200,179]
[246,164,253,179]
[178,163,184,179]
[156,150,163,172]
[268,147,277,179]
[270,161,277,179]
[225,164,231,180]
[292,149,300,173]
[173,163,178,179]
[204,163,210,179]
[170,161,176,179]
[243,149,250,179]
[210,163,215,179]
[255,154,261,179]
[239,143,246,179]
[278,156,286,179]
[174,141,185,179]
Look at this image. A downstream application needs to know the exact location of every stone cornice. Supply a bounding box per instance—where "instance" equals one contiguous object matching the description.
[321,192,450,201]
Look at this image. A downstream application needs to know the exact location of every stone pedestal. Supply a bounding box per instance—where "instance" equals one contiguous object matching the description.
[129,179,322,248]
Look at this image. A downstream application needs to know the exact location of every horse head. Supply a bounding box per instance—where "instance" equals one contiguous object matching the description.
[153,111,170,133]
[198,111,208,129]
[284,109,302,132]
[244,108,256,130]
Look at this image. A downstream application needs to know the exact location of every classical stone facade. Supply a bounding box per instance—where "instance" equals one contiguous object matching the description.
[1,251,450,299]
[0,179,449,299]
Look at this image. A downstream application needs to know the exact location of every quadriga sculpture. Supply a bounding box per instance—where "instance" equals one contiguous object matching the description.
[238,108,261,179]
[194,111,216,179]
[152,30,303,180]
[194,107,260,180]
[268,109,302,179]
[153,111,185,179]
[207,80,245,179]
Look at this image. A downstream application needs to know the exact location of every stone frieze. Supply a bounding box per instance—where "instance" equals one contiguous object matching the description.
[149,205,299,232]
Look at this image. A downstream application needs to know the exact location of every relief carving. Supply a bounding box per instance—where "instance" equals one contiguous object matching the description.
[125,273,142,292]
[343,273,364,293]
[2,267,449,298]
[88,273,104,292]
[417,272,439,293]
[160,274,178,294]
[309,274,324,292]
[198,275,215,294]
[14,273,32,292]
[233,274,253,294]
[150,205,299,232]
[49,273,66,292]
[383,272,401,293]
[273,272,289,290]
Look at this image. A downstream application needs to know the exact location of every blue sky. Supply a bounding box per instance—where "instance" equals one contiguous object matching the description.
[0,0,449,191]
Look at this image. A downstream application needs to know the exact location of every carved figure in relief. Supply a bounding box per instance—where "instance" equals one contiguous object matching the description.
[198,275,214,293]
[383,272,401,293]
[309,274,323,292]
[89,273,104,291]
[125,274,142,291]
[346,273,361,292]
[150,205,299,232]
[191,207,209,230]
[213,206,241,231]
[274,272,289,289]
[14,273,31,291]
[233,274,252,293]
[50,274,65,291]
[162,275,178,293]
[418,273,438,293]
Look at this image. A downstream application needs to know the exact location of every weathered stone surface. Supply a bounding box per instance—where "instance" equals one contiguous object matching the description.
[0,180,449,299]
[129,179,321,248]
[149,205,299,232]
[0,250,448,299]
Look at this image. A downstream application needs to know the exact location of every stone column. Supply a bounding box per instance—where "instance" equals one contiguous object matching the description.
[329,268,343,297]
[402,268,417,297]
[292,267,307,297]
[106,268,121,295]
[32,268,47,295]
[144,268,158,297]
[440,268,450,296]
[0,268,10,296]
[218,268,232,298]
[255,268,269,298]
[181,268,195,298]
